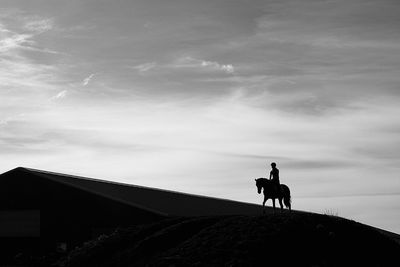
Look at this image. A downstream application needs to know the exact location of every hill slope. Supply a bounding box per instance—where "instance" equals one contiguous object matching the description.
[62,212,399,267]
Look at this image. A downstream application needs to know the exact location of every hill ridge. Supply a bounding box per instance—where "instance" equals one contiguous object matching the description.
[62,213,400,267]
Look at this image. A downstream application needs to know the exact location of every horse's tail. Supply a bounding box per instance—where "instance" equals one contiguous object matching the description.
[282,184,291,211]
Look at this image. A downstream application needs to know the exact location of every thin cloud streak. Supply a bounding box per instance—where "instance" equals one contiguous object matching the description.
[50,90,67,101]
[173,56,235,74]
[82,73,95,86]
[132,62,157,74]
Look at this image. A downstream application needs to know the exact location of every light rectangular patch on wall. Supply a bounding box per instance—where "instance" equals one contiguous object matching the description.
[0,210,40,237]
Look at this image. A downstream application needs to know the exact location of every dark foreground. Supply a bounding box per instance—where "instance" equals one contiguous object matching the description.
[59,212,400,267]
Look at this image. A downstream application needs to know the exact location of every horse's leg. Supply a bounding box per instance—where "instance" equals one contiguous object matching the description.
[279,197,283,212]
[262,196,267,214]
[272,198,276,213]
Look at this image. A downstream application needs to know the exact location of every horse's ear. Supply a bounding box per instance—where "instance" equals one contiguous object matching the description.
[254,178,257,181]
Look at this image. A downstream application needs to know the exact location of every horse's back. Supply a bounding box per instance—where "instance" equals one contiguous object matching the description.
[281,183,290,193]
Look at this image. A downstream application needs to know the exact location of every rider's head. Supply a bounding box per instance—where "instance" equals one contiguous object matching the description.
[271,162,276,168]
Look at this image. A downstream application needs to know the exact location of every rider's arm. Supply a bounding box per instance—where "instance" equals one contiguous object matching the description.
[269,171,272,180]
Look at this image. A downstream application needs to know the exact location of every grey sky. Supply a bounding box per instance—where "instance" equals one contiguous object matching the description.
[1,0,400,233]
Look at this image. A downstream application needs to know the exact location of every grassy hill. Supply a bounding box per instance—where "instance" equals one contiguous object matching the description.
[60,211,399,267]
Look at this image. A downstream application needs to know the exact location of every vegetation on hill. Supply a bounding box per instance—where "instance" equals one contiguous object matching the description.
[60,212,400,267]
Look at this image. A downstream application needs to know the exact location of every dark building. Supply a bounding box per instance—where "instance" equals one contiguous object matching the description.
[0,167,263,263]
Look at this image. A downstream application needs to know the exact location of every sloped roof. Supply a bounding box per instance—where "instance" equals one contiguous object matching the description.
[5,167,265,216]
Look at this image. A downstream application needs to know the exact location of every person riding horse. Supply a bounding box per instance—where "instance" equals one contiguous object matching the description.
[254,161,291,212]
[269,162,281,196]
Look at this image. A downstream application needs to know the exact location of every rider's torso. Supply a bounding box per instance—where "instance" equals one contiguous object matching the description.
[270,168,280,183]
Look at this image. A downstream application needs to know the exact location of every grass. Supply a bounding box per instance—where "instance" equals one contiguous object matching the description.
[60,211,400,267]
[323,208,339,217]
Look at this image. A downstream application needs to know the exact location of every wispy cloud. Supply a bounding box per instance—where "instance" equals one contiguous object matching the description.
[0,10,66,140]
[82,73,95,86]
[0,32,32,52]
[174,56,235,74]
[50,90,68,101]
[0,114,25,126]
[132,62,157,74]
[24,18,53,33]
[201,60,234,74]
[0,15,54,53]
[0,23,11,33]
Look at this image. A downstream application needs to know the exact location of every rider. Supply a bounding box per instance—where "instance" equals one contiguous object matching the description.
[269,162,281,195]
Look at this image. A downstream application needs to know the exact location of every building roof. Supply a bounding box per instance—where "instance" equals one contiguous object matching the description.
[2,167,265,217]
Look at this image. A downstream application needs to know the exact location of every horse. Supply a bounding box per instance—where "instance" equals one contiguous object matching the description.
[255,178,291,213]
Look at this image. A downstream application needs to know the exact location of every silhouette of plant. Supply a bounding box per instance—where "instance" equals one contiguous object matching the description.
[323,208,339,217]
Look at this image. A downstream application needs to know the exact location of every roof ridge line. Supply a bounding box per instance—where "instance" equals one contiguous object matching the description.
[18,167,169,217]
[19,167,260,207]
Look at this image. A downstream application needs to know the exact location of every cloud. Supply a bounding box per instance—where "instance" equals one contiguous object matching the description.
[205,0,400,116]
[0,32,32,52]
[24,18,53,33]
[0,114,25,126]
[50,90,68,101]
[132,62,157,73]
[200,60,234,74]
[0,12,66,139]
[0,13,56,55]
[0,25,58,55]
[82,74,95,86]
[0,15,54,54]
[0,23,11,33]
[175,56,235,74]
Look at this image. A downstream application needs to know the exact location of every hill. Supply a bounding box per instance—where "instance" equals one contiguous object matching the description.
[60,212,400,267]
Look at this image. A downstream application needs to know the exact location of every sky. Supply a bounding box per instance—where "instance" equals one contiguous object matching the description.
[0,0,399,233]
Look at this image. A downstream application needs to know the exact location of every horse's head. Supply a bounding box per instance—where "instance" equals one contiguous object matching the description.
[255,178,262,194]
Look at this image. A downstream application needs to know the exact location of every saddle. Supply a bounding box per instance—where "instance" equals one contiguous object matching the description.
[272,180,282,197]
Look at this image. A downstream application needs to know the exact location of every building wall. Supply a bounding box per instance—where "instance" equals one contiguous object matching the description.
[0,169,164,263]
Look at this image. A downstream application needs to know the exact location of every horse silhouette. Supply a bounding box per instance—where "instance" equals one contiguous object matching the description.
[255,178,291,212]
